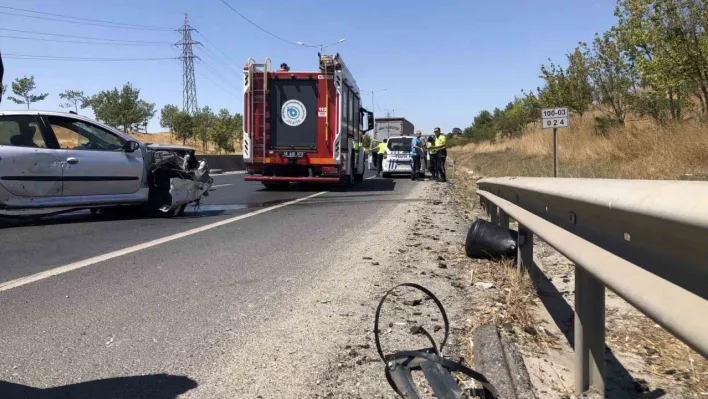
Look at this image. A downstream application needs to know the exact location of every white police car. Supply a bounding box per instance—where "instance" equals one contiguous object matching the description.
[370,136,416,178]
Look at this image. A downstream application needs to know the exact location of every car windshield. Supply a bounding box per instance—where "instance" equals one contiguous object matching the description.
[387,138,412,152]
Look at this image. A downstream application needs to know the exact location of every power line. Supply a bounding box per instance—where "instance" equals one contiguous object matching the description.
[0,35,172,46]
[196,71,240,100]
[0,10,174,31]
[4,53,177,61]
[217,0,300,46]
[0,5,174,30]
[195,32,241,67]
[0,28,172,44]
[198,60,241,92]
[197,45,240,77]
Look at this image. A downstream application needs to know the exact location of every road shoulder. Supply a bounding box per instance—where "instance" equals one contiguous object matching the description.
[187,179,478,398]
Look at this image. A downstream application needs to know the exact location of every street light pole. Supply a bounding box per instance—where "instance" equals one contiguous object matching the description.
[296,38,346,53]
[362,88,387,139]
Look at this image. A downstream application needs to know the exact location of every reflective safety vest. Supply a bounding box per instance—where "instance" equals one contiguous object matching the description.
[434,135,447,155]
[377,142,387,154]
[353,140,360,150]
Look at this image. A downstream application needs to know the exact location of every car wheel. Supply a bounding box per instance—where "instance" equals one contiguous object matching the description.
[382,172,391,178]
[146,188,177,218]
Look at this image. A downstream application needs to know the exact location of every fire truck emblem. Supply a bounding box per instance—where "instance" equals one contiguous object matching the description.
[281,99,307,127]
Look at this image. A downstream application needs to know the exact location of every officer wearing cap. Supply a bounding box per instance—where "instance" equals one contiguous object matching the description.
[376,138,388,177]
[429,127,447,182]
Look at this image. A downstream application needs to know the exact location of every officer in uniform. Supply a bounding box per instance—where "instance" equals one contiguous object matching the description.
[376,138,388,177]
[429,127,447,182]
[426,135,437,180]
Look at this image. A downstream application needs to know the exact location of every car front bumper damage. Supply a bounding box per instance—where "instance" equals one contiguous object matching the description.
[150,150,213,213]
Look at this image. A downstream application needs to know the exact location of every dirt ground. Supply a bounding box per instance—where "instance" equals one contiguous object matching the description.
[449,164,707,399]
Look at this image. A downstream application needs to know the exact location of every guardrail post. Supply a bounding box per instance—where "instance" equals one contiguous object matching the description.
[517,224,533,270]
[575,267,606,396]
[498,209,509,228]
[489,203,499,225]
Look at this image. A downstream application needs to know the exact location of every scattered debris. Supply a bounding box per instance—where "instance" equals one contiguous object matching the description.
[474,282,495,290]
[403,298,423,307]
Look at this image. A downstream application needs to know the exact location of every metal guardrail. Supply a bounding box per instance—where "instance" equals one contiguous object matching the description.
[475,177,708,397]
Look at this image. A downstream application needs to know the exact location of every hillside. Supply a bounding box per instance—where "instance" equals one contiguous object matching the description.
[127,131,242,155]
[51,126,241,155]
[450,115,708,180]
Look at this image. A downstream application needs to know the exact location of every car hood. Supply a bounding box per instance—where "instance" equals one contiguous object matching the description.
[145,143,196,152]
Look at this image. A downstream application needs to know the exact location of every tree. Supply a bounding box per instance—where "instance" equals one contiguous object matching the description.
[58,90,86,113]
[159,104,180,137]
[615,0,707,118]
[84,83,156,134]
[232,113,243,141]
[212,108,236,153]
[463,110,498,143]
[193,106,215,152]
[585,29,638,124]
[1,83,6,98]
[564,46,594,116]
[538,47,592,116]
[173,111,195,145]
[137,100,156,131]
[8,76,49,109]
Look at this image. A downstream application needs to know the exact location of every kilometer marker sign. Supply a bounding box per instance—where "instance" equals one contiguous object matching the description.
[541,107,569,129]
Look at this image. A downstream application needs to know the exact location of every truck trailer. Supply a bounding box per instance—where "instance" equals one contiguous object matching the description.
[242,54,374,189]
[372,117,414,142]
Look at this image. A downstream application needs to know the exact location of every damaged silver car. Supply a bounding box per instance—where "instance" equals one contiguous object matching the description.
[0,110,213,218]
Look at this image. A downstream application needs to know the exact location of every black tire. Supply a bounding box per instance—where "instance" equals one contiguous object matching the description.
[146,188,177,218]
[382,172,391,178]
[262,182,289,190]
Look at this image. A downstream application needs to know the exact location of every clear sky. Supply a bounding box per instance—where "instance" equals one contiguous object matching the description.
[0,0,618,134]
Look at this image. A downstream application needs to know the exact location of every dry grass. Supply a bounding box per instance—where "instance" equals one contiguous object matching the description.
[451,115,708,180]
[606,306,708,393]
[466,255,560,353]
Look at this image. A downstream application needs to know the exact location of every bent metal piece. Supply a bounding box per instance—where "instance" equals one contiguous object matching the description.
[374,283,499,398]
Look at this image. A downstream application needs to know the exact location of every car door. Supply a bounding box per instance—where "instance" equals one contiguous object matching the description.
[0,114,62,198]
[44,115,144,197]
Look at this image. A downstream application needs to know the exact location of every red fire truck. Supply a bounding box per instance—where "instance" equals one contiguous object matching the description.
[242,54,374,189]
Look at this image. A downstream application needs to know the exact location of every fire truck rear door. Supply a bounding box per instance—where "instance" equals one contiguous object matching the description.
[270,79,318,150]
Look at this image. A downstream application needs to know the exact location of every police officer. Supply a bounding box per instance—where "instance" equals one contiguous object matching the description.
[430,127,447,182]
[376,138,387,177]
[427,135,437,180]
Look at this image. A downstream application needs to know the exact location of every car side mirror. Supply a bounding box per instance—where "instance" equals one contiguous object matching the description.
[123,140,140,152]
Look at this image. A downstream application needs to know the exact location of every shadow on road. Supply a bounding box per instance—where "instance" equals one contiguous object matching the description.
[252,176,398,193]
[527,260,667,397]
[0,176,404,229]
[0,373,197,399]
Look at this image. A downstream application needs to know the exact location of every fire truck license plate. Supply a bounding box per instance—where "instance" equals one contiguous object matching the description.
[281,151,305,158]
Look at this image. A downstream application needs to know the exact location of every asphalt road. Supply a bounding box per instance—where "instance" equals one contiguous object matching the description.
[0,169,420,397]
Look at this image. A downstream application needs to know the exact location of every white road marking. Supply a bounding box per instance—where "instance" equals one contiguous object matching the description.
[211,184,233,188]
[0,191,328,293]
